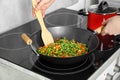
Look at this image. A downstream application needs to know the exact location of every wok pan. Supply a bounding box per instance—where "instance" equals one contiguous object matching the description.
[22,27,99,66]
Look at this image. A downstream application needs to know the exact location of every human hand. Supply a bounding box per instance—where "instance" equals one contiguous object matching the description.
[101,16,120,36]
[32,0,55,18]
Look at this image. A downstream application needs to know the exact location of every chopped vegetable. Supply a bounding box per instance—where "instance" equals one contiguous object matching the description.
[37,38,88,58]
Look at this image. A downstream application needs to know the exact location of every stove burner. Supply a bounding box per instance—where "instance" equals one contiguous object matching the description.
[0,32,29,50]
[29,53,95,75]
[45,12,83,28]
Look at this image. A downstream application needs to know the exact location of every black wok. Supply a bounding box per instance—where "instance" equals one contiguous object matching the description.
[30,27,99,66]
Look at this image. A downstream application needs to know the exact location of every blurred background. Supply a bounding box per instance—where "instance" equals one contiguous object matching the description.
[0,0,119,34]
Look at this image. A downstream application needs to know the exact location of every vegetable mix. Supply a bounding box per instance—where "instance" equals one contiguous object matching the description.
[37,38,88,58]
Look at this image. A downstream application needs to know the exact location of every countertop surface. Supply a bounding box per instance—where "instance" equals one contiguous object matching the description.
[0,58,50,80]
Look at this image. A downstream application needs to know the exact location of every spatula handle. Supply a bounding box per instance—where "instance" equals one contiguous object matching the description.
[32,0,46,30]
[95,26,104,34]
[21,33,32,45]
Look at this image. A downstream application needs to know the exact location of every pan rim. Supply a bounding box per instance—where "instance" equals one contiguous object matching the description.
[31,26,99,59]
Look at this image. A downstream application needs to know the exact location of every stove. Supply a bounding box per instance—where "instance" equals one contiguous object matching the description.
[88,48,120,80]
[0,8,120,80]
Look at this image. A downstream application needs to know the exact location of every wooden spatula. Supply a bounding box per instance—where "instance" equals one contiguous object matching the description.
[95,26,104,34]
[32,0,54,46]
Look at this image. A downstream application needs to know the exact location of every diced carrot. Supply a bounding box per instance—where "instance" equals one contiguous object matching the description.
[55,45,60,49]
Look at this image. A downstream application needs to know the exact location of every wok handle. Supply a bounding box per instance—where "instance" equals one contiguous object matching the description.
[21,33,32,45]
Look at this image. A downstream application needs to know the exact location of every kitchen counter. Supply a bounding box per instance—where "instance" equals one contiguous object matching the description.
[88,48,120,80]
[0,58,49,80]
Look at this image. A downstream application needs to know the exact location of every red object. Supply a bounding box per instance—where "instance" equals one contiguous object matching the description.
[87,5,118,50]
[87,5,118,30]
[88,12,117,50]
[88,12,117,30]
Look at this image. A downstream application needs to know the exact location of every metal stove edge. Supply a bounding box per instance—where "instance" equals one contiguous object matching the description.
[88,48,120,80]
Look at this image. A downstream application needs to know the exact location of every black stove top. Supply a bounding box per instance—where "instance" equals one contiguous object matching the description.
[0,8,119,80]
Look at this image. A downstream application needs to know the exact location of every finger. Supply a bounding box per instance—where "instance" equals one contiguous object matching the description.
[101,27,109,36]
[101,31,107,36]
[36,0,46,10]
[40,0,54,16]
[101,27,115,36]
[36,0,40,3]
[36,0,54,10]
[44,0,55,8]
[41,9,46,18]
[32,7,36,17]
